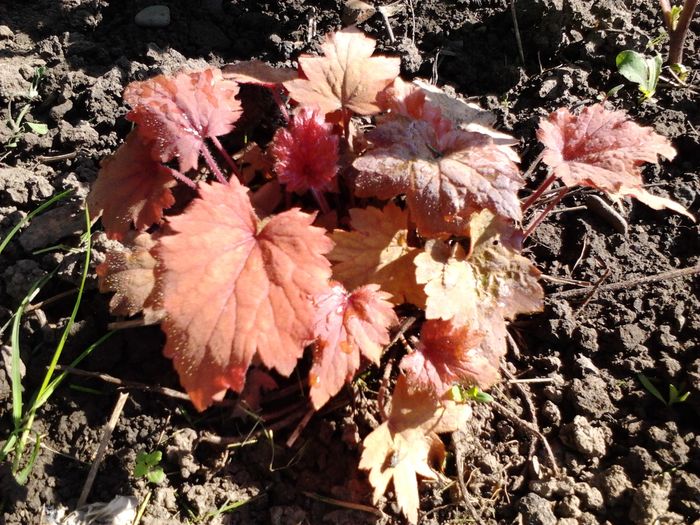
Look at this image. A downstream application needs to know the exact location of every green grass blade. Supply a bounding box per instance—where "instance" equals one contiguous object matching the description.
[15,431,42,486]
[638,373,667,405]
[0,188,73,256]
[9,269,58,429]
[33,205,91,406]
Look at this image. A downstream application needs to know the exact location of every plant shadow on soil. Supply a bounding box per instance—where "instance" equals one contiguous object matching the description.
[1,0,700,523]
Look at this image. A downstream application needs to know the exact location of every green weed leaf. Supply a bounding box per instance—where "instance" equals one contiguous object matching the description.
[616,50,662,101]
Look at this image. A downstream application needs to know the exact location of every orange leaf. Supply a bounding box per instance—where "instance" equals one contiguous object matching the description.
[538,103,693,220]
[284,27,400,116]
[124,68,242,173]
[87,131,176,240]
[359,375,471,523]
[155,180,333,410]
[96,231,164,324]
[309,283,398,409]
[354,117,523,237]
[328,203,425,306]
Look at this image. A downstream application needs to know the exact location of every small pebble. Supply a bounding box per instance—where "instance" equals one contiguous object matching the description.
[135,5,171,28]
[0,25,13,38]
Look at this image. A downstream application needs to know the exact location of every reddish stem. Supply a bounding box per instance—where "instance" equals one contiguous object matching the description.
[211,136,241,179]
[201,144,227,184]
[342,109,351,142]
[169,169,197,189]
[523,187,568,239]
[522,173,557,212]
[311,188,331,215]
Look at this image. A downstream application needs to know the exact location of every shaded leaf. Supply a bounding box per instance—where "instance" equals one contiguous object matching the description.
[354,117,523,237]
[270,107,339,193]
[124,68,242,173]
[538,103,693,220]
[284,27,400,116]
[359,375,471,523]
[400,319,489,396]
[87,131,176,240]
[155,180,333,410]
[309,283,398,409]
[96,231,164,324]
[328,203,425,306]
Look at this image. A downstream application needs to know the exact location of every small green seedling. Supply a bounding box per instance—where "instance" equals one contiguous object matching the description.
[450,384,493,404]
[2,66,49,158]
[134,450,165,484]
[616,50,662,101]
[638,373,691,406]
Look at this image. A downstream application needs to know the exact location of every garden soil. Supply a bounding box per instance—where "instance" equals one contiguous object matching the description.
[0,0,699,524]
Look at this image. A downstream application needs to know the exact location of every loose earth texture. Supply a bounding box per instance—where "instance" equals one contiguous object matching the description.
[1,1,699,524]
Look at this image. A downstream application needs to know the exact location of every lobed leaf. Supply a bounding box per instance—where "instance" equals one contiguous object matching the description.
[354,117,523,237]
[269,107,339,194]
[328,203,425,306]
[284,27,400,116]
[309,283,398,409]
[223,60,297,87]
[359,375,471,523]
[155,180,333,410]
[400,319,491,397]
[96,231,164,324]
[87,131,176,240]
[538,103,693,220]
[124,68,242,173]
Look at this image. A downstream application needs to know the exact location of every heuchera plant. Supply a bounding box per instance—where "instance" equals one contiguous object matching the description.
[89,27,694,523]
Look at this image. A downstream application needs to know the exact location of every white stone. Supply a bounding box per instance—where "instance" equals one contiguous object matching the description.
[135,5,171,28]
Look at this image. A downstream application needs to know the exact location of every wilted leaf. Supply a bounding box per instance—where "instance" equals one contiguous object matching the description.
[359,375,471,523]
[223,60,297,87]
[401,319,491,396]
[284,27,400,116]
[538,103,694,220]
[328,203,425,306]
[309,283,398,409]
[87,131,176,240]
[125,68,242,173]
[270,107,339,193]
[354,117,523,237]
[156,180,333,410]
[96,232,164,324]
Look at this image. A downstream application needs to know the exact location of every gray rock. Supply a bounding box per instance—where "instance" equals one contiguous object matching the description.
[2,259,48,300]
[569,375,615,417]
[0,166,54,206]
[556,494,581,518]
[517,493,557,525]
[629,473,672,524]
[18,203,85,251]
[135,5,171,28]
[560,416,607,457]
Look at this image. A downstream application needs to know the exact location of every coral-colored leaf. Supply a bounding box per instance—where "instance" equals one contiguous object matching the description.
[124,68,241,173]
[270,107,339,193]
[284,27,400,116]
[328,203,425,306]
[155,180,333,411]
[538,103,693,220]
[354,117,523,237]
[96,231,164,324]
[87,131,176,240]
[309,283,398,409]
[223,60,297,87]
[359,375,471,523]
[400,319,496,396]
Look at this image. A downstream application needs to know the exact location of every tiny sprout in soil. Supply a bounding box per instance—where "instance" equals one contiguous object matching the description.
[134,450,166,485]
